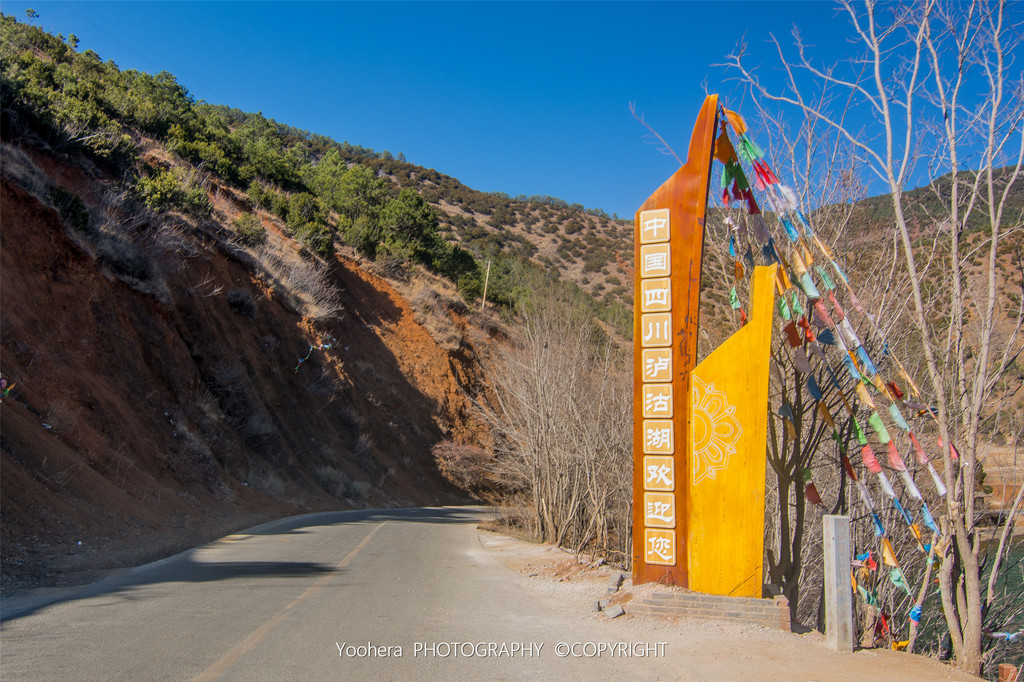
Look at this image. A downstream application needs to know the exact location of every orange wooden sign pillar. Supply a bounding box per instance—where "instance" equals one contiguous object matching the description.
[632,95,719,586]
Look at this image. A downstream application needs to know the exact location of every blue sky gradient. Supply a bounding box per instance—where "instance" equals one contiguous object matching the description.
[7,1,858,218]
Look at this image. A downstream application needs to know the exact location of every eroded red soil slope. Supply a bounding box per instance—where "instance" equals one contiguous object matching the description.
[0,150,485,593]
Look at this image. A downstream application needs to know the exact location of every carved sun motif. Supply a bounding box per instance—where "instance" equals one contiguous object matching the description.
[692,375,743,485]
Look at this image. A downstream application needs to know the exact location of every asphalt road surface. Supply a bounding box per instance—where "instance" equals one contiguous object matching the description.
[0,507,681,681]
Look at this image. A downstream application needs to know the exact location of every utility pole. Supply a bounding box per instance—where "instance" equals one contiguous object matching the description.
[480,260,492,311]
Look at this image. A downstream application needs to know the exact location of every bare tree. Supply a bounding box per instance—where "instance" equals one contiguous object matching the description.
[725,0,1023,672]
[476,272,633,562]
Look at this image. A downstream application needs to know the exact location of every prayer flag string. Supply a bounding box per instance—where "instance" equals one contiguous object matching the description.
[714,109,957,507]
[710,107,968,636]
[294,342,334,372]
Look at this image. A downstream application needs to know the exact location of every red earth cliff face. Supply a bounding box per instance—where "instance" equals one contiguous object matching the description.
[0,150,487,593]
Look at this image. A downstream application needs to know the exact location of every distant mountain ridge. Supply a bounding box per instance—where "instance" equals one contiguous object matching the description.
[7,13,1015,337]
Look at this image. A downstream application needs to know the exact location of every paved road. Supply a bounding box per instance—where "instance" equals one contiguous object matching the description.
[1,507,678,681]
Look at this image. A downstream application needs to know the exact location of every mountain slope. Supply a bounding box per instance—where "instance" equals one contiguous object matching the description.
[0,141,487,593]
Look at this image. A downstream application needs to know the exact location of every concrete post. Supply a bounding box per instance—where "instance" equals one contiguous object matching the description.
[823,515,853,653]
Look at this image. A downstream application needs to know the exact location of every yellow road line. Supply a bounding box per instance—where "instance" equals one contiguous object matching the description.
[193,521,387,681]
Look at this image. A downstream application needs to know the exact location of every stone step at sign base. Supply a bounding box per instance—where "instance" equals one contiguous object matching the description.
[631,588,791,632]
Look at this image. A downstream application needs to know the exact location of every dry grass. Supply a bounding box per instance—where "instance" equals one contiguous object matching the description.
[314,465,347,497]
[366,254,409,281]
[314,465,371,502]
[243,466,286,496]
[0,143,51,204]
[252,244,343,321]
[405,274,470,351]
[352,433,374,458]
[167,420,219,488]
[193,384,222,421]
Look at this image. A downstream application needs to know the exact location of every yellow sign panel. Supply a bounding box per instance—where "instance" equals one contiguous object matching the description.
[687,265,776,598]
[642,421,674,456]
[639,243,671,278]
[640,278,672,312]
[642,384,673,419]
[642,454,675,490]
[638,208,670,244]
[645,528,676,566]
[644,492,676,528]
[641,348,672,382]
[640,313,672,347]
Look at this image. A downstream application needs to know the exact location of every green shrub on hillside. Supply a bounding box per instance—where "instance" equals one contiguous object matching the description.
[49,186,90,233]
[344,214,381,259]
[168,122,236,181]
[283,193,334,256]
[285,192,326,231]
[232,213,267,247]
[380,189,435,243]
[231,114,302,188]
[293,221,334,257]
[135,167,210,215]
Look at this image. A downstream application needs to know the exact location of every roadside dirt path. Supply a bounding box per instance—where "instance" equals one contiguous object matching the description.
[479,530,977,681]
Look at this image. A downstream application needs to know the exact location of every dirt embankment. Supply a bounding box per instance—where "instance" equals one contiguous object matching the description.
[0,147,489,595]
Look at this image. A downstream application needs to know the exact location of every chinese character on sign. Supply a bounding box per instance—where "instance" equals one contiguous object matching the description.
[642,349,672,382]
[641,313,671,347]
[643,217,667,233]
[644,528,676,565]
[646,462,671,486]
[642,454,674,488]
[649,535,672,559]
[644,287,668,309]
[644,492,675,527]
[645,427,671,453]
[639,209,670,244]
[645,392,670,414]
[643,422,674,455]
[645,251,667,271]
[642,385,672,418]
[641,278,671,313]
[647,500,672,520]
[640,243,671,278]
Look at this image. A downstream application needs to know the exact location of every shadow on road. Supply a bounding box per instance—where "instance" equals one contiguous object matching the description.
[241,506,490,535]
[0,506,492,623]
[0,558,338,622]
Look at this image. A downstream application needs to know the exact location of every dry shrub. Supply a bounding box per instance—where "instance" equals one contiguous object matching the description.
[241,410,275,444]
[315,465,347,497]
[431,441,502,500]
[367,254,409,281]
[226,289,257,319]
[254,247,343,321]
[167,422,220,490]
[0,143,51,203]
[348,479,371,501]
[411,284,464,351]
[315,465,371,502]
[352,433,374,458]
[477,278,632,563]
[244,466,285,496]
[193,384,222,421]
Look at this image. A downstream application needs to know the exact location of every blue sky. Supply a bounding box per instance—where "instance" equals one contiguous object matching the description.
[6,1,854,218]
